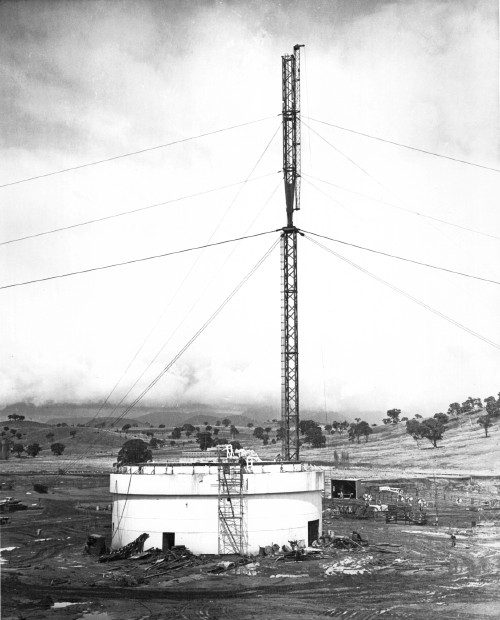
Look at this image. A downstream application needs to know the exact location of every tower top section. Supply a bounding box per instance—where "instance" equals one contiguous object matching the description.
[282,44,303,227]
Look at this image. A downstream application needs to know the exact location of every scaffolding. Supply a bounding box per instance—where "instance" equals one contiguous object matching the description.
[217,458,248,555]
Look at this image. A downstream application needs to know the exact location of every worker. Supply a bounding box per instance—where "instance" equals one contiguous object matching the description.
[351,530,362,543]
[450,534,456,548]
[339,491,344,499]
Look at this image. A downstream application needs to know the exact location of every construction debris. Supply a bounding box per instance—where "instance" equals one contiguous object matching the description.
[0,497,28,513]
[99,533,149,563]
[83,534,107,556]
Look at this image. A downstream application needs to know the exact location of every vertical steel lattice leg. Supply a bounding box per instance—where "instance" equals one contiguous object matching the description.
[281,229,299,460]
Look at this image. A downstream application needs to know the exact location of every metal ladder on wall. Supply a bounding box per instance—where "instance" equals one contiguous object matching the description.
[217,459,247,555]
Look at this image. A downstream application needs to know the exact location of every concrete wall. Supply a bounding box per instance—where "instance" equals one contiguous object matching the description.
[110,464,323,554]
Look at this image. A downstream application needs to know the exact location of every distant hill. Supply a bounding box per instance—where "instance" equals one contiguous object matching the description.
[0,400,359,430]
[0,402,171,426]
[300,409,348,424]
[0,419,50,429]
[181,414,255,427]
[136,402,272,427]
[0,401,268,429]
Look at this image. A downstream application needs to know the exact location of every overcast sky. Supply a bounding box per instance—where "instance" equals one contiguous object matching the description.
[1,0,499,420]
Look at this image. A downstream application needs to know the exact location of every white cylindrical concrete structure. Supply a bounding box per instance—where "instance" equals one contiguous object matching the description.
[110,461,324,555]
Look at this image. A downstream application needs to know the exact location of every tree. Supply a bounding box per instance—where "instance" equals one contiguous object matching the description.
[149,437,161,449]
[477,415,493,437]
[50,442,66,456]
[121,424,131,433]
[433,412,449,425]
[447,402,461,417]
[12,443,24,457]
[46,432,55,442]
[215,420,221,426]
[26,443,41,457]
[299,420,318,435]
[386,409,401,424]
[325,424,332,433]
[117,439,152,465]
[357,421,373,443]
[338,421,349,434]
[206,425,212,431]
[230,426,239,439]
[196,431,214,451]
[230,440,241,451]
[461,397,481,414]
[347,421,371,443]
[306,426,326,448]
[276,427,286,441]
[213,428,219,436]
[405,419,422,441]
[170,427,181,440]
[301,422,325,448]
[348,423,360,443]
[264,427,272,434]
[222,418,231,427]
[8,413,24,421]
[159,424,165,428]
[182,423,196,433]
[484,396,500,418]
[253,427,265,440]
[70,430,77,438]
[247,422,254,428]
[419,418,445,448]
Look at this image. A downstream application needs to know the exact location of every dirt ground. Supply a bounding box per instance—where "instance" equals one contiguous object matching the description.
[2,472,500,620]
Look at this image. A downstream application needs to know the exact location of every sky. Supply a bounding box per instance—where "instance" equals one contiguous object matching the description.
[1,0,499,421]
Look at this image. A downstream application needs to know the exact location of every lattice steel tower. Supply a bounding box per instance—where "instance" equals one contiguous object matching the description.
[281,44,303,461]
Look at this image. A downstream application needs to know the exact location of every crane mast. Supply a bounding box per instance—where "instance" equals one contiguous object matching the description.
[281,44,303,461]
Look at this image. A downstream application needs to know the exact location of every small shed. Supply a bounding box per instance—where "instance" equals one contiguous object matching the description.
[330,478,364,499]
